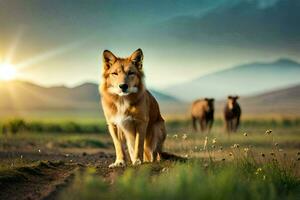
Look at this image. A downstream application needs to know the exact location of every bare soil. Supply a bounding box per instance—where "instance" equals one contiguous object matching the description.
[0,151,114,200]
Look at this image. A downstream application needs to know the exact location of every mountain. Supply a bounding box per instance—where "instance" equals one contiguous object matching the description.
[163,58,300,101]
[237,84,300,115]
[0,81,179,111]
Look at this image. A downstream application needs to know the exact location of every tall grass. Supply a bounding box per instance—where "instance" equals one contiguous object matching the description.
[59,158,300,200]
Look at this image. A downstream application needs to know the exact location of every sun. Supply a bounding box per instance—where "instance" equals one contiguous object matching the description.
[0,63,17,81]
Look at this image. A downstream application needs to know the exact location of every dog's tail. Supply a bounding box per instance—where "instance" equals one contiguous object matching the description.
[159,151,187,162]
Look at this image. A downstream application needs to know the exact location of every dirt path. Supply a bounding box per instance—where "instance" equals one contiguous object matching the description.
[0,161,76,200]
[0,150,186,200]
[0,151,114,200]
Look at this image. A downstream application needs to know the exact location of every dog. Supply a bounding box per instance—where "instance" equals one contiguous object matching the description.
[224,95,241,133]
[99,49,166,168]
[191,98,214,133]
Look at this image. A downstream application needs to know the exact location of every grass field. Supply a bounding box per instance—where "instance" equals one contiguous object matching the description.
[0,117,299,199]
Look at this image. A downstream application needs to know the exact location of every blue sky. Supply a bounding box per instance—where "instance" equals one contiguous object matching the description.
[0,0,299,89]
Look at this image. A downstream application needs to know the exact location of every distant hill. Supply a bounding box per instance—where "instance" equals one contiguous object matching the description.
[0,80,299,117]
[164,58,300,101]
[237,84,300,115]
[0,81,179,111]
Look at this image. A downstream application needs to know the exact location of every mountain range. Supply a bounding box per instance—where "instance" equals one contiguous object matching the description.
[164,58,300,101]
[0,80,178,111]
[1,57,300,116]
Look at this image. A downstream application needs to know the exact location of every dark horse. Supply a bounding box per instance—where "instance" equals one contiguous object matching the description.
[224,96,241,133]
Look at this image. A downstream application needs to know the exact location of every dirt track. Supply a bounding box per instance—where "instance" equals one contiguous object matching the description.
[0,151,115,200]
[0,149,187,200]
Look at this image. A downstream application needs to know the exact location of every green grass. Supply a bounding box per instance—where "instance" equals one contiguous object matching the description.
[1,117,300,199]
[0,118,107,134]
[0,133,112,152]
[56,119,300,200]
[59,159,300,200]
[1,117,300,134]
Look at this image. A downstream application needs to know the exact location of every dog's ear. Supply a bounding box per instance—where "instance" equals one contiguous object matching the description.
[235,96,239,99]
[210,98,215,102]
[103,50,117,70]
[204,98,209,101]
[130,48,143,70]
[228,96,232,99]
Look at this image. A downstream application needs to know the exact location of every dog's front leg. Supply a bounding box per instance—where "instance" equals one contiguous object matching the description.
[108,123,125,168]
[133,122,147,166]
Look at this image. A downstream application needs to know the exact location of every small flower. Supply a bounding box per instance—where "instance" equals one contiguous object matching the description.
[161,167,168,172]
[265,129,272,135]
[211,145,215,149]
[184,154,189,158]
[194,146,198,150]
[65,154,70,157]
[233,144,240,148]
[212,138,217,144]
[257,168,262,172]
[263,175,266,180]
[38,149,41,153]
[173,134,178,138]
[203,136,208,150]
[20,155,23,159]
[243,132,248,136]
[182,134,187,140]
[244,148,249,153]
[255,168,263,176]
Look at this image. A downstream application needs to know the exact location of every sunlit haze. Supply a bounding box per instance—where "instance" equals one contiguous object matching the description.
[0,0,300,89]
[0,63,17,81]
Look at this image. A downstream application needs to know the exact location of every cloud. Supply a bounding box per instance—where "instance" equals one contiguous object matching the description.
[156,0,300,51]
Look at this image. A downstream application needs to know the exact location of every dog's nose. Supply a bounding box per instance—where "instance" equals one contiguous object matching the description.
[119,84,128,92]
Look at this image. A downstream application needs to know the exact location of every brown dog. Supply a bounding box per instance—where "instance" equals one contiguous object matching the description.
[99,49,166,168]
[191,98,214,133]
[224,96,241,133]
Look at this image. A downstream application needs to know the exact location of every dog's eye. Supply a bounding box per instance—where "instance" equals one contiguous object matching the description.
[128,71,135,76]
[111,72,118,76]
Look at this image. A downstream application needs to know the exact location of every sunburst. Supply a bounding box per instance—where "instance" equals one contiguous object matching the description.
[0,63,17,80]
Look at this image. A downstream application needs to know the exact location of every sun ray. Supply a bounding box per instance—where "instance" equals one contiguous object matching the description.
[16,39,89,71]
[4,27,24,65]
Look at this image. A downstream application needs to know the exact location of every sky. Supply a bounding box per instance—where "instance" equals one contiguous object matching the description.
[0,0,299,89]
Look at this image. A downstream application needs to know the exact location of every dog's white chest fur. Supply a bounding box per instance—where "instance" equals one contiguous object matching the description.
[111,100,134,126]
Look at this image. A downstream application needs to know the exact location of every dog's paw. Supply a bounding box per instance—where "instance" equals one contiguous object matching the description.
[132,158,142,166]
[109,160,126,168]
